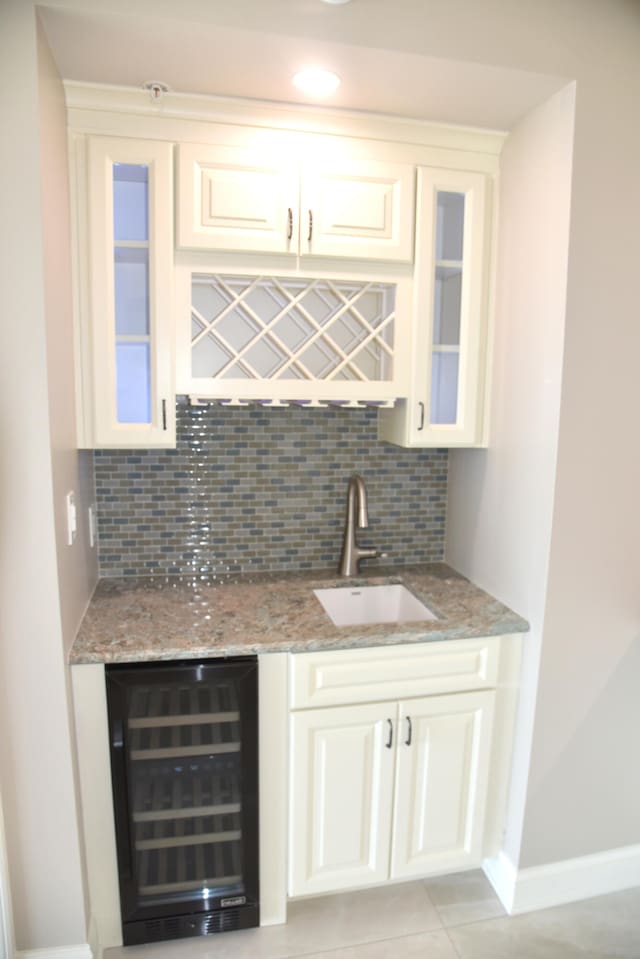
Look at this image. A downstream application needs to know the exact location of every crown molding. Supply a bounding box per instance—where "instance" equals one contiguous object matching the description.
[63,81,506,156]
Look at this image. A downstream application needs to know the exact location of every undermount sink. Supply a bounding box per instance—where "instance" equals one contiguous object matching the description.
[314,584,437,627]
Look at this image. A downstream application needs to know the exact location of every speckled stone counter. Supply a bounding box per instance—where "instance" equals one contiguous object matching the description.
[70,564,528,664]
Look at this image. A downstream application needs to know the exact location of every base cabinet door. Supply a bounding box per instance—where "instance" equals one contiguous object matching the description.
[390,691,496,879]
[289,703,396,897]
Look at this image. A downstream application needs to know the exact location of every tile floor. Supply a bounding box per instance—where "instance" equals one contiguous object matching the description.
[104,871,640,959]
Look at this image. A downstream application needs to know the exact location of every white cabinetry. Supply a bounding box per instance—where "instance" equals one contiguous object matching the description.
[74,136,175,448]
[290,704,396,893]
[391,691,494,878]
[177,142,415,263]
[288,639,498,898]
[67,85,502,446]
[379,167,492,447]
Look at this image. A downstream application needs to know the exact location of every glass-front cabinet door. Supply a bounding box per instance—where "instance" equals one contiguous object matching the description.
[81,137,175,447]
[413,167,490,446]
[378,166,491,448]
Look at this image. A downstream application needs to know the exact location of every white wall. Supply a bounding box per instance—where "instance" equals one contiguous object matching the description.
[518,60,640,866]
[0,2,97,950]
[446,84,576,864]
[445,1,640,869]
[38,20,98,660]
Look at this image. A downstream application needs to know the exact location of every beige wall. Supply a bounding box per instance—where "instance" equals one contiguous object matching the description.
[517,58,640,865]
[38,20,98,659]
[446,82,576,865]
[441,2,640,868]
[0,2,96,950]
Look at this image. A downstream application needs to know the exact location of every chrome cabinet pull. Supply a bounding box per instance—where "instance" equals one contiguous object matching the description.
[287,207,293,241]
[385,718,393,749]
[308,209,313,242]
[405,716,412,746]
[418,401,425,431]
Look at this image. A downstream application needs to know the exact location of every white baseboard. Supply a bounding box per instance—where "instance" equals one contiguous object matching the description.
[483,843,640,915]
[16,946,93,959]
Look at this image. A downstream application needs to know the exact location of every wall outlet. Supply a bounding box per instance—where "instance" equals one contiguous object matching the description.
[65,491,77,546]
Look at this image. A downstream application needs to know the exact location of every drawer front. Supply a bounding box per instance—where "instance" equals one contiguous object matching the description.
[290,638,500,710]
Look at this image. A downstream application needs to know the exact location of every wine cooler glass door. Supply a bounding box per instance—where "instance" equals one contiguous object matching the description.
[106,657,258,939]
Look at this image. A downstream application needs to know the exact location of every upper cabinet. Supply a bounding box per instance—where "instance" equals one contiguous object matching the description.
[67,87,502,448]
[74,136,175,448]
[378,167,492,448]
[177,142,415,263]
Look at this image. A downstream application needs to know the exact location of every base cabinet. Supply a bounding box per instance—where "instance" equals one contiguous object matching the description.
[289,704,396,896]
[390,691,495,880]
[289,686,495,897]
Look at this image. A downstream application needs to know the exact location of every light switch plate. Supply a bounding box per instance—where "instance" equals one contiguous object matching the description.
[88,504,97,548]
[66,491,77,546]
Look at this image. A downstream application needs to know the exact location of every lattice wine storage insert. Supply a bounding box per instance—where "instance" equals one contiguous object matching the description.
[188,274,399,401]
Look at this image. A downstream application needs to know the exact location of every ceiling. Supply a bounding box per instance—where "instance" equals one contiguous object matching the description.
[38,1,568,131]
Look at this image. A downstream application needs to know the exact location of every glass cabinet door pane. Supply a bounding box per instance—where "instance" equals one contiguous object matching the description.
[114,164,149,242]
[112,163,152,425]
[433,267,462,346]
[430,191,465,426]
[430,352,459,425]
[114,248,150,336]
[116,343,151,423]
[436,192,464,261]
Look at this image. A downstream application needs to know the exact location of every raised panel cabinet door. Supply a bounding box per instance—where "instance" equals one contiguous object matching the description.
[390,690,495,879]
[289,703,396,897]
[177,143,298,254]
[300,159,415,262]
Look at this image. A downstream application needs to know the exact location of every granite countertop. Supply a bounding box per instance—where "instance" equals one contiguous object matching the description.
[70,563,529,664]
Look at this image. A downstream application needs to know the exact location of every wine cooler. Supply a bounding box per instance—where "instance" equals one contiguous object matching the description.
[105,657,259,945]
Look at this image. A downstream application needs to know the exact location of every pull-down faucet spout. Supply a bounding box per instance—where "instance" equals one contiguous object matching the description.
[338,474,385,577]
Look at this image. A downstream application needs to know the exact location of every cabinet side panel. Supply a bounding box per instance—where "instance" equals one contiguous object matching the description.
[71,664,122,950]
[259,654,288,926]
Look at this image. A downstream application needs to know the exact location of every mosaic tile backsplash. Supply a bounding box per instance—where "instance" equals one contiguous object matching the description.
[95,402,448,577]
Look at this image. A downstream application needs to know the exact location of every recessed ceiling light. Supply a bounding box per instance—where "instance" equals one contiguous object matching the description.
[292,68,341,98]
[320,0,353,4]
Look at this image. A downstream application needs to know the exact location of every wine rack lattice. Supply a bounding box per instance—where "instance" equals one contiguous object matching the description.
[190,274,396,385]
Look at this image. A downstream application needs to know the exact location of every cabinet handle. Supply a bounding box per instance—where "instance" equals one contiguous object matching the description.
[112,719,124,750]
[162,398,167,431]
[418,401,425,431]
[385,718,393,749]
[405,716,412,746]
[308,209,313,243]
[287,207,293,241]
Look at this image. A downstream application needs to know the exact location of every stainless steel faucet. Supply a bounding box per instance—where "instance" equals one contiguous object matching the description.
[338,474,385,577]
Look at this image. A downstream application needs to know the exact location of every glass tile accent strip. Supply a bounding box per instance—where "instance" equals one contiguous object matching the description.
[191,274,396,384]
